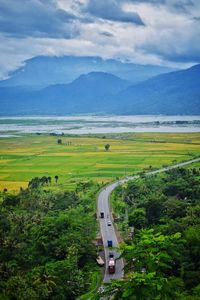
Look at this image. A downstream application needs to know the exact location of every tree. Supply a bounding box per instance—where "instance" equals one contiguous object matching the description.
[47,177,51,185]
[41,176,48,186]
[3,195,20,206]
[57,139,62,144]
[102,229,184,300]
[164,197,187,219]
[183,224,200,288]
[184,204,200,226]
[28,177,41,189]
[28,177,49,189]
[0,186,97,300]
[128,208,147,229]
[101,272,184,300]
[145,193,165,225]
[107,167,200,299]
[105,144,110,151]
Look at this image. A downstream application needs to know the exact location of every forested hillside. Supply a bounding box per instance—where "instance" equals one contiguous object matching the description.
[106,167,200,299]
[1,164,200,299]
[0,180,100,300]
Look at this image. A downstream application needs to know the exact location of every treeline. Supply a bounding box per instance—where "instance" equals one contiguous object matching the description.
[105,167,200,299]
[0,180,99,299]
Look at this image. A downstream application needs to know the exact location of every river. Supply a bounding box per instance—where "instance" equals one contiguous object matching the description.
[0,115,200,136]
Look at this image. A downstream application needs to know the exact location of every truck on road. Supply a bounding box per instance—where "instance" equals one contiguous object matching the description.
[108,258,115,274]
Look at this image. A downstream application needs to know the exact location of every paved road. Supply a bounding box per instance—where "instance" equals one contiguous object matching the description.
[97,157,200,283]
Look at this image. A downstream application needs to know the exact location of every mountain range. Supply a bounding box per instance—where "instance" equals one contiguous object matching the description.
[0,55,174,88]
[115,64,200,115]
[0,56,199,115]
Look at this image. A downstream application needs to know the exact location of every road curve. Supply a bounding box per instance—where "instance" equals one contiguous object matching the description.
[97,157,200,283]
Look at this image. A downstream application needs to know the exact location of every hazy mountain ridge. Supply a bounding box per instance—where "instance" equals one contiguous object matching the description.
[0,72,131,114]
[0,55,174,88]
[0,64,199,115]
[115,64,200,115]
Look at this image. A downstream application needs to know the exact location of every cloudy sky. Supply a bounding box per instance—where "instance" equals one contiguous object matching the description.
[0,0,200,78]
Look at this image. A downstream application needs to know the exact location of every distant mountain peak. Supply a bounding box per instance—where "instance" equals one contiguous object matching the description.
[0,63,199,116]
[75,71,129,82]
[0,55,175,88]
[67,71,131,95]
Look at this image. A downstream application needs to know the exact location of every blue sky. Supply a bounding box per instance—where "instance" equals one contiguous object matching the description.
[0,0,200,78]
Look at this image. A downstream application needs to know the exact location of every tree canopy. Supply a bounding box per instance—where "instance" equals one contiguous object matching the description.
[105,167,200,299]
[0,181,99,299]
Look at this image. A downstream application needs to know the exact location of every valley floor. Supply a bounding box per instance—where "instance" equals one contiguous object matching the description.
[0,132,200,192]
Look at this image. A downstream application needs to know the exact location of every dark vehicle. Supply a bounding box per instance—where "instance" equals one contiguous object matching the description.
[109,252,114,258]
[100,211,104,218]
[107,240,113,247]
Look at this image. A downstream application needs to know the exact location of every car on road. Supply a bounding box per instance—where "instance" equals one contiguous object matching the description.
[109,252,114,258]
[107,220,112,226]
[107,240,113,247]
[100,211,104,218]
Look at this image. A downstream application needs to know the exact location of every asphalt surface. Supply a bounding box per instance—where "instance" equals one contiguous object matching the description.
[97,157,200,283]
[98,182,124,283]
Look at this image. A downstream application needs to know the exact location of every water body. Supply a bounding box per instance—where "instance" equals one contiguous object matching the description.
[0,115,200,136]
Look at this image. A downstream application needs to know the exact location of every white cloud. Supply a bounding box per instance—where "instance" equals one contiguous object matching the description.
[0,0,199,78]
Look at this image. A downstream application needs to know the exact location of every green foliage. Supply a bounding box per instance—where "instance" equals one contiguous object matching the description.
[104,273,184,300]
[2,194,20,206]
[128,208,147,229]
[103,229,184,299]
[57,139,62,144]
[28,176,51,189]
[109,167,200,298]
[104,143,110,151]
[121,229,182,275]
[0,183,98,299]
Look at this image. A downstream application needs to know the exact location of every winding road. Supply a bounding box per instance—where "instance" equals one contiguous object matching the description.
[97,157,200,283]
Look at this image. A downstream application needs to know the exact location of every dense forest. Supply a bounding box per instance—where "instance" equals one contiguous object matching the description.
[0,180,100,300]
[104,167,200,299]
[1,167,200,299]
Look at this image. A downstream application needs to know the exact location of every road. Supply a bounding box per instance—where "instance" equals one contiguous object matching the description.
[97,157,200,283]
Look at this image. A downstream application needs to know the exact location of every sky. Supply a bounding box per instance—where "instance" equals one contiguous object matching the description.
[0,0,200,79]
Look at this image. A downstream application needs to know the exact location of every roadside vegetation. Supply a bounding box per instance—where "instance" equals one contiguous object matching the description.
[107,167,200,299]
[0,180,101,300]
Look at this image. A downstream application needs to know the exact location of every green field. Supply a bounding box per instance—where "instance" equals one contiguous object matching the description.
[0,132,200,191]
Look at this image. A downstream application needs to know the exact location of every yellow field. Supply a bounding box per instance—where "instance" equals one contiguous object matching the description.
[0,132,200,192]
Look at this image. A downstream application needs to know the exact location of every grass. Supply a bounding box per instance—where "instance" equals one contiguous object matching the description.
[0,132,200,192]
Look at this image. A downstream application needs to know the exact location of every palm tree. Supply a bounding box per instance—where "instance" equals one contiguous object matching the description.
[48,176,51,185]
[55,175,59,184]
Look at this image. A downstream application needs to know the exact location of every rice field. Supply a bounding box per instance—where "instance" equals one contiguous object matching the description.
[0,132,200,192]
